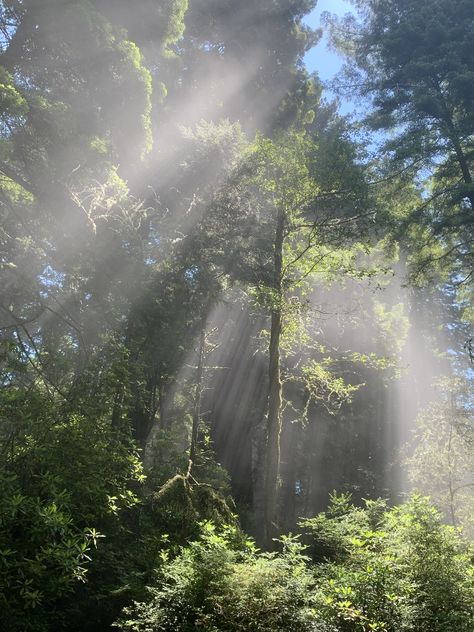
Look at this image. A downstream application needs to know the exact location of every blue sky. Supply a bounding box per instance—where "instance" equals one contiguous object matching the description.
[304,1,358,116]
[303,0,350,81]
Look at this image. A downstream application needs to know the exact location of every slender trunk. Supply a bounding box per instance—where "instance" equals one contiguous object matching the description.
[447,419,458,527]
[263,207,285,547]
[189,320,206,472]
[159,378,177,429]
[122,320,154,448]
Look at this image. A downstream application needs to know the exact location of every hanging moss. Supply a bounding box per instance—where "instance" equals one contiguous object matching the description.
[148,470,236,542]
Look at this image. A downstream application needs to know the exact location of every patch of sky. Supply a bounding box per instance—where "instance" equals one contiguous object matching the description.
[303,0,354,115]
[0,15,17,53]
[13,329,36,356]
[304,1,387,156]
[184,264,199,282]
[304,0,348,80]
[40,265,66,289]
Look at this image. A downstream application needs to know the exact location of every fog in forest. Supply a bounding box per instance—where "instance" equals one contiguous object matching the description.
[1,1,473,631]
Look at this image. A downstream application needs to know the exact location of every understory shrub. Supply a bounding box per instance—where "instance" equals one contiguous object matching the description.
[303,494,474,632]
[0,402,145,632]
[115,522,317,632]
[117,497,474,632]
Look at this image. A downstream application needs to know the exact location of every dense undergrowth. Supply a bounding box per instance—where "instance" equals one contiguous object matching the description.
[1,0,473,630]
[116,496,474,632]
[2,411,472,632]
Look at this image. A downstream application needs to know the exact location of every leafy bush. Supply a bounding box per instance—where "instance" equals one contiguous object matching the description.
[0,379,240,631]
[0,470,100,631]
[117,497,474,632]
[116,523,317,632]
[0,397,145,632]
[302,495,474,632]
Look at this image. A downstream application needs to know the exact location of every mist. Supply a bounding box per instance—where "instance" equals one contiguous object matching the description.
[1,0,469,528]
[1,1,473,630]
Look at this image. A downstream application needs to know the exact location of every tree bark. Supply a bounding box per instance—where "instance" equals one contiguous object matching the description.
[263,207,285,547]
[189,320,206,472]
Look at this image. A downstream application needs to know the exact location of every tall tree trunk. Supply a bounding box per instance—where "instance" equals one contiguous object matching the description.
[189,320,206,473]
[263,207,285,547]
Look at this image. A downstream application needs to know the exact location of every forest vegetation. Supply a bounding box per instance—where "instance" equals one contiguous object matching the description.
[0,0,473,630]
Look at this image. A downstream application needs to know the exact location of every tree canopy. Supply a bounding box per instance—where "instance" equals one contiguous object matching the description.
[0,1,473,631]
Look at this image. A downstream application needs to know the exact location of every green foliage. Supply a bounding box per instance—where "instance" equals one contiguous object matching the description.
[331,0,474,290]
[0,382,145,631]
[179,0,320,131]
[0,470,99,631]
[0,66,29,136]
[146,471,236,544]
[302,495,474,632]
[372,301,410,355]
[118,496,474,632]
[1,1,472,631]
[116,523,317,632]
[301,492,387,563]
